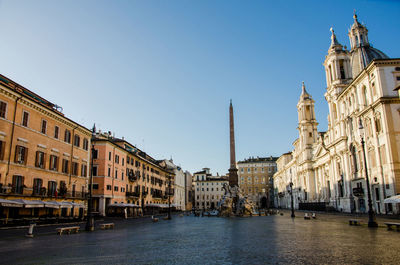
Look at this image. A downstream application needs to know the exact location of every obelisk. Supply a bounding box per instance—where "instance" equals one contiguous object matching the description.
[228,100,238,187]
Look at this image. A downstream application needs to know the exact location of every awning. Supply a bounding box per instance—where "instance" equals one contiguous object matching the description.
[145,203,177,208]
[384,195,400,204]
[44,201,61,209]
[61,201,85,208]
[12,199,45,208]
[108,203,140,208]
[0,199,24,208]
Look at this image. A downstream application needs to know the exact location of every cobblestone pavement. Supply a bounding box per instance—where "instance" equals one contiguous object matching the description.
[0,213,399,265]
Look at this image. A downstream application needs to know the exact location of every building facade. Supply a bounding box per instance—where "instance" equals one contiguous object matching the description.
[161,159,185,211]
[238,156,277,208]
[92,132,174,216]
[184,170,193,211]
[274,14,400,214]
[0,74,91,219]
[193,168,228,211]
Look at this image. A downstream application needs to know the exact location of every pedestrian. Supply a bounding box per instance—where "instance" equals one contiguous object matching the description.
[124,208,127,219]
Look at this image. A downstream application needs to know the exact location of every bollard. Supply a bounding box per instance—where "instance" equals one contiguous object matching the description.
[26,223,36,238]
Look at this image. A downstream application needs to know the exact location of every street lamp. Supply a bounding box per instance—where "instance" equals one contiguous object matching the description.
[359,119,378,228]
[289,181,295,218]
[85,124,96,231]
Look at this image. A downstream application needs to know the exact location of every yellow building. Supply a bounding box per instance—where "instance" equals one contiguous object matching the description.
[238,156,277,208]
[0,74,91,223]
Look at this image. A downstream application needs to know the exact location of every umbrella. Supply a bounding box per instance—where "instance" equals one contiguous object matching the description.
[384,195,400,204]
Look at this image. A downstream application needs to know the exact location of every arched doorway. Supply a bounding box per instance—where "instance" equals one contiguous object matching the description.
[260,197,268,209]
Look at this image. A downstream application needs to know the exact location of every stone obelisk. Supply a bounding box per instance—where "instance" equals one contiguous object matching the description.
[228,100,238,187]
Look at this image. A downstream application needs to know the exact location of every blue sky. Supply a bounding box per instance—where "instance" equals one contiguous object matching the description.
[0,0,399,175]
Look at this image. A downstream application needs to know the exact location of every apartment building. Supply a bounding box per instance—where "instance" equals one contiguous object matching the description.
[0,74,91,220]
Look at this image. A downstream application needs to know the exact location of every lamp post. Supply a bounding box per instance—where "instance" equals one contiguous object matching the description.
[167,174,172,220]
[85,124,96,231]
[289,181,295,218]
[359,119,378,228]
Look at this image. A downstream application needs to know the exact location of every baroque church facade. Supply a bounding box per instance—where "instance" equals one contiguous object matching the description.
[274,14,400,214]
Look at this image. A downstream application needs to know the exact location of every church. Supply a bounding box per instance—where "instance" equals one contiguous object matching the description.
[273,14,400,214]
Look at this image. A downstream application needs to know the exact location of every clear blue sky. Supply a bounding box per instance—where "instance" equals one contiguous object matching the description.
[0,0,399,175]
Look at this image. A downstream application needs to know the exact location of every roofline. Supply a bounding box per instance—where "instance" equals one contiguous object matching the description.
[338,58,400,99]
[0,73,91,133]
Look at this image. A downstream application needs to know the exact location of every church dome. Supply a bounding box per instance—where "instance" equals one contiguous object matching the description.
[351,45,389,77]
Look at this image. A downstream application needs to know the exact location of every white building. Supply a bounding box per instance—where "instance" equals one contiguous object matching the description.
[193,168,228,210]
[162,159,186,211]
[274,14,400,214]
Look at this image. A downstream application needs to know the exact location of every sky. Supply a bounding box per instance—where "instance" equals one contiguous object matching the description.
[0,0,399,175]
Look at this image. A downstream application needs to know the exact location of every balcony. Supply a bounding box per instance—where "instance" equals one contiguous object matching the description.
[152,192,163,198]
[126,191,140,198]
[0,185,86,199]
[353,187,364,197]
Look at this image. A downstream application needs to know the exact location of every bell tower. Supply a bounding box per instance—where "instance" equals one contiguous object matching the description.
[297,82,318,160]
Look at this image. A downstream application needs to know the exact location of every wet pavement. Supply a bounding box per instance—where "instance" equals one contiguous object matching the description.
[0,214,399,265]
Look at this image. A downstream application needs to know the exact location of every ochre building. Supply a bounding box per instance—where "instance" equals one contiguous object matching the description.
[238,156,277,208]
[0,74,91,221]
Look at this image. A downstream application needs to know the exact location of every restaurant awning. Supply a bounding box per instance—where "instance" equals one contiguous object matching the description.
[384,195,400,204]
[108,203,140,208]
[61,201,85,208]
[0,199,24,208]
[12,199,45,208]
[44,201,62,209]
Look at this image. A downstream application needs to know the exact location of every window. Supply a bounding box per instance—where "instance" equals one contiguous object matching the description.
[33,178,42,195]
[14,145,28,164]
[48,181,57,197]
[122,172,124,180]
[115,155,119,164]
[59,181,67,196]
[81,163,88,176]
[115,170,118,179]
[64,129,71,143]
[108,167,111,177]
[12,175,24,194]
[93,149,98,159]
[54,126,59,139]
[41,119,47,134]
[72,184,76,197]
[114,186,119,191]
[74,134,80,147]
[62,159,69,174]
[22,111,29,127]
[107,185,112,190]
[0,140,5,160]
[240,168,244,172]
[35,151,46,168]
[109,152,112,161]
[83,138,89,150]
[72,162,79,176]
[92,166,98,176]
[127,156,130,164]
[0,100,7,118]
[339,59,345,79]
[92,184,99,190]
[247,168,250,172]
